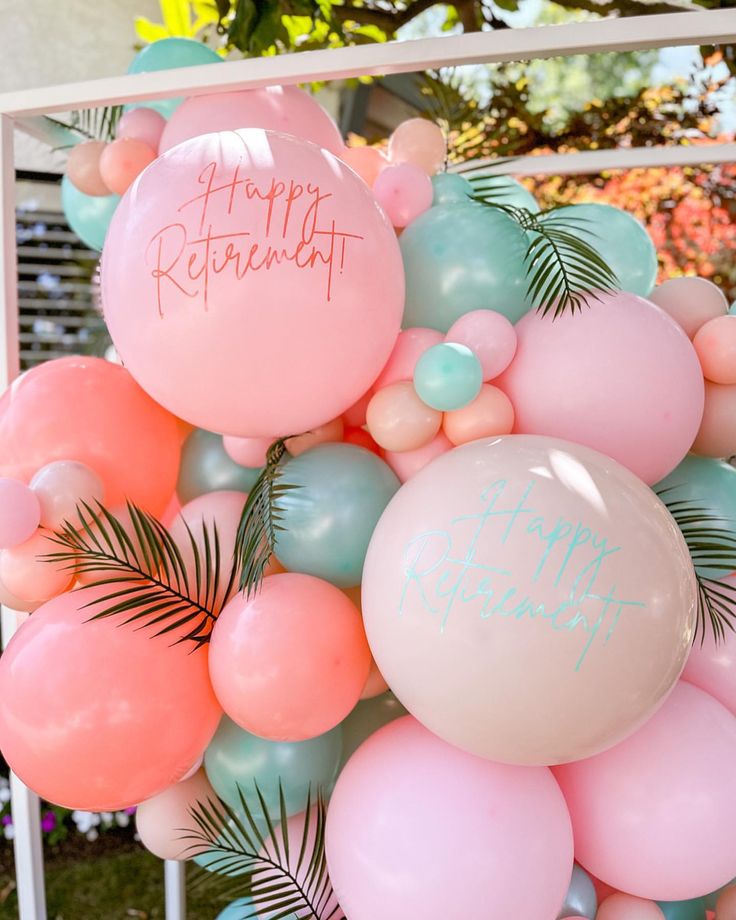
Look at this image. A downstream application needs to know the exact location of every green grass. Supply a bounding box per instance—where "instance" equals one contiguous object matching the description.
[0,843,229,920]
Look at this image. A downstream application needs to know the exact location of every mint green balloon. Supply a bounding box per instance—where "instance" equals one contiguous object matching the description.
[126,37,223,117]
[544,203,658,297]
[275,443,400,587]
[414,342,483,411]
[204,716,342,819]
[216,898,253,918]
[177,428,261,504]
[729,301,736,316]
[655,454,736,578]
[474,175,539,213]
[400,196,531,331]
[340,693,407,767]
[657,897,706,920]
[61,177,119,251]
[193,818,253,876]
[432,173,473,206]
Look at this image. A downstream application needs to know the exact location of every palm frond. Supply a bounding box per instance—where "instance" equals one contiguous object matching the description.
[43,500,225,646]
[657,488,736,645]
[46,105,123,146]
[233,439,298,598]
[183,781,343,920]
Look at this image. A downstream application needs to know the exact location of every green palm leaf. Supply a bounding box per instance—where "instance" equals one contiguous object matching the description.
[43,500,228,646]
[46,106,123,146]
[183,781,343,919]
[657,488,736,645]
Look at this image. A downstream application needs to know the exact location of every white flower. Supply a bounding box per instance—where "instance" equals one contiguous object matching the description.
[115,812,130,828]
[3,825,14,841]
[0,787,11,804]
[100,812,114,827]
[86,829,99,842]
[72,811,101,834]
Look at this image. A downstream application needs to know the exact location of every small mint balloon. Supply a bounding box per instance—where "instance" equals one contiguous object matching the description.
[414,342,483,411]
[656,897,707,920]
[432,173,473,206]
[61,177,119,251]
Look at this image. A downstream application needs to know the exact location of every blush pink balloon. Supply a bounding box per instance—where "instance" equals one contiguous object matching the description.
[326,716,573,920]
[339,146,389,187]
[388,118,447,176]
[554,682,736,900]
[222,436,271,468]
[362,435,697,766]
[0,585,222,810]
[102,130,403,438]
[285,417,344,456]
[29,460,104,530]
[0,479,40,548]
[497,292,705,485]
[648,277,727,339]
[691,381,736,457]
[682,575,736,716]
[99,138,157,195]
[693,314,736,384]
[159,86,343,155]
[596,894,665,919]
[66,140,110,196]
[209,573,371,741]
[442,384,514,445]
[384,431,452,483]
[372,164,433,229]
[374,327,443,390]
[366,381,442,452]
[116,107,167,151]
[446,310,517,381]
[0,531,73,604]
[136,769,215,860]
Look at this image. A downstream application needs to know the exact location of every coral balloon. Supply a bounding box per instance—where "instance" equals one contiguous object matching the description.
[0,586,221,809]
[285,417,344,456]
[209,573,371,740]
[326,717,573,920]
[0,479,40,548]
[339,146,388,186]
[388,118,447,175]
[136,769,215,860]
[374,327,444,389]
[649,277,728,339]
[693,315,736,384]
[66,140,110,196]
[0,531,73,604]
[446,309,517,381]
[361,658,390,699]
[497,292,704,485]
[682,575,736,716]
[362,435,696,765]
[555,682,736,900]
[716,887,736,920]
[691,381,736,457]
[99,138,157,195]
[366,381,442,452]
[0,357,180,516]
[442,383,514,445]
[102,129,403,437]
[372,163,433,229]
[159,86,343,155]
[30,460,104,530]
[116,107,166,150]
[384,431,453,483]
[597,895,665,920]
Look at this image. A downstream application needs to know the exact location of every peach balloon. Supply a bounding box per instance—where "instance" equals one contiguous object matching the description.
[649,277,728,339]
[0,479,40,548]
[388,118,447,175]
[691,381,736,458]
[99,138,157,195]
[0,585,222,809]
[286,418,345,456]
[596,894,665,919]
[0,574,37,612]
[0,531,73,604]
[443,384,514,445]
[339,146,389,187]
[116,107,166,151]
[0,356,181,516]
[384,431,453,483]
[30,460,104,530]
[136,769,215,860]
[375,328,444,390]
[367,382,442,452]
[693,315,736,384]
[222,436,271,468]
[716,886,736,920]
[209,573,372,741]
[66,140,110,196]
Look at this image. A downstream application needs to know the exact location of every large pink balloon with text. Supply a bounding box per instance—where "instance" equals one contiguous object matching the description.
[102,129,403,437]
[362,434,697,766]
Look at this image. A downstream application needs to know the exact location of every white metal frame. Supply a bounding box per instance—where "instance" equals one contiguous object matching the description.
[0,10,734,919]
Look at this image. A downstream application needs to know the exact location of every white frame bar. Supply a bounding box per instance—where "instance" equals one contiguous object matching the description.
[0,11,735,920]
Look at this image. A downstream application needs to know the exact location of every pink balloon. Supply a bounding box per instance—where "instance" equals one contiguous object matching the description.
[497,292,705,485]
[0,531,73,604]
[682,575,736,716]
[159,86,343,155]
[692,381,736,457]
[446,309,518,381]
[0,585,222,809]
[209,573,371,741]
[66,140,111,196]
[117,107,167,151]
[555,682,736,901]
[384,431,453,483]
[102,129,403,438]
[596,894,665,919]
[222,436,271,468]
[99,138,157,195]
[648,277,728,339]
[339,146,389,187]
[326,716,573,920]
[366,381,442,452]
[285,417,344,456]
[136,769,214,860]
[388,118,447,176]
[716,886,736,920]
[372,164,433,229]
[29,460,104,530]
[374,327,443,390]
[362,435,696,765]
[0,478,40,548]
[442,383,514,445]
[693,314,736,384]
